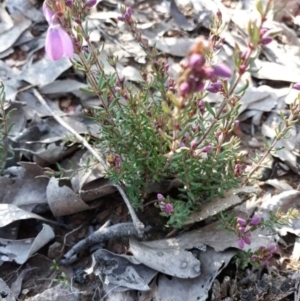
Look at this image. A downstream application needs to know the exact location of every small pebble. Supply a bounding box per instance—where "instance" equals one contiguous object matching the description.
[248,137,261,148]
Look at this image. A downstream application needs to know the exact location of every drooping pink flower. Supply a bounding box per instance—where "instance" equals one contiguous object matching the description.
[243,236,251,245]
[237,238,245,249]
[45,25,74,60]
[43,2,55,24]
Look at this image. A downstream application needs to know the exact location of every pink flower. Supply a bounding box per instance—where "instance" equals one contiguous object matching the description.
[85,0,97,8]
[43,2,55,24]
[45,25,74,60]
[268,244,276,253]
[250,215,261,226]
[206,82,222,93]
[243,236,251,245]
[202,145,212,153]
[293,83,300,91]
[157,194,165,201]
[164,203,173,214]
[190,140,198,150]
[65,0,73,8]
[179,82,190,96]
[189,54,204,69]
[260,36,272,45]
[237,217,246,226]
[237,238,245,249]
[212,63,232,78]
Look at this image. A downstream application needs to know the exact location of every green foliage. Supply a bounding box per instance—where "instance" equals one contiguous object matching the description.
[0,82,14,175]
[47,0,300,228]
[50,260,69,287]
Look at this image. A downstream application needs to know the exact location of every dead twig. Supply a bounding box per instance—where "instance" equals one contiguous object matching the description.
[61,222,144,265]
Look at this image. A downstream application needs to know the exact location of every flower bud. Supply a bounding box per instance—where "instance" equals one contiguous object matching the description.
[188,53,204,69]
[179,82,190,96]
[164,203,173,214]
[260,36,272,45]
[202,145,212,153]
[268,244,276,253]
[243,236,251,245]
[65,0,73,7]
[212,63,232,78]
[241,49,249,61]
[206,84,218,93]
[239,64,246,74]
[250,215,261,226]
[190,140,198,150]
[237,217,246,226]
[237,238,245,249]
[157,193,165,201]
[85,0,97,8]
[293,83,300,90]
[259,28,268,37]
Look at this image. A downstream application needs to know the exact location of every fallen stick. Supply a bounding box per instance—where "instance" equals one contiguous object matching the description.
[61,222,142,265]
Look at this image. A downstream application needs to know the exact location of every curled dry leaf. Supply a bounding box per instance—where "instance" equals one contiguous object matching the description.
[0,224,54,265]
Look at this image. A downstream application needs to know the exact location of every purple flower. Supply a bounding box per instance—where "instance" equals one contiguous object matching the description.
[85,0,97,8]
[260,36,273,45]
[190,140,198,150]
[125,7,133,17]
[43,2,55,24]
[293,83,300,90]
[206,82,222,93]
[237,217,246,226]
[202,145,212,153]
[179,82,190,96]
[260,28,268,36]
[189,53,204,69]
[157,193,165,201]
[206,84,218,93]
[237,238,245,249]
[268,244,277,253]
[65,0,73,8]
[243,236,251,245]
[250,215,261,226]
[45,25,74,60]
[212,63,232,78]
[238,226,246,233]
[164,203,173,214]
